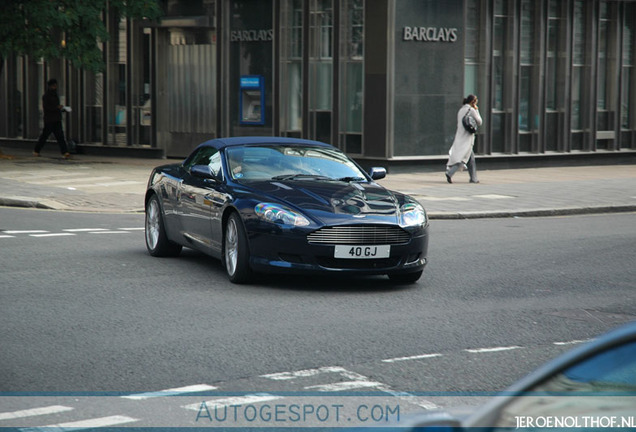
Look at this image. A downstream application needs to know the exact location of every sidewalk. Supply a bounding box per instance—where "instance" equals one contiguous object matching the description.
[1,147,635,218]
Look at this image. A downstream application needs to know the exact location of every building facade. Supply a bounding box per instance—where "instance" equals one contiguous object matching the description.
[1,0,635,161]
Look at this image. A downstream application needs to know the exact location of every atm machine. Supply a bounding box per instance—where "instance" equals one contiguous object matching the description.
[239,75,265,125]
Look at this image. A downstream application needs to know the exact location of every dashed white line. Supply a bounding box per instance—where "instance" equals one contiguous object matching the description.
[62,228,109,232]
[465,346,521,353]
[0,235,15,238]
[29,233,76,238]
[122,384,218,400]
[183,394,283,411]
[381,353,442,363]
[0,405,73,420]
[19,415,138,432]
[117,227,144,231]
[3,230,48,234]
[553,339,591,346]
[304,380,383,392]
[87,231,131,234]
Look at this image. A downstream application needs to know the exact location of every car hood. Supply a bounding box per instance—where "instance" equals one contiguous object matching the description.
[242,179,404,224]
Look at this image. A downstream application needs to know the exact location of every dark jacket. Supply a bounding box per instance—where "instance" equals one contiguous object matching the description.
[42,89,62,123]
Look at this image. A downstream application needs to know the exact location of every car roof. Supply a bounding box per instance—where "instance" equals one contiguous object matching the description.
[196,136,332,150]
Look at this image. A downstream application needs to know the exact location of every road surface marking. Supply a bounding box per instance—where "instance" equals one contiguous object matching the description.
[30,177,114,185]
[63,228,109,232]
[472,194,515,199]
[79,181,144,188]
[261,366,347,381]
[381,353,442,363]
[553,339,591,346]
[0,406,73,420]
[87,231,131,234]
[20,415,138,432]
[3,230,48,234]
[29,233,76,238]
[0,235,15,238]
[417,197,471,202]
[183,394,283,411]
[465,346,521,353]
[122,384,218,400]
[117,228,144,231]
[304,380,383,392]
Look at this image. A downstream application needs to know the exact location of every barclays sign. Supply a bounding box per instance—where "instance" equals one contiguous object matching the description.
[402,27,458,42]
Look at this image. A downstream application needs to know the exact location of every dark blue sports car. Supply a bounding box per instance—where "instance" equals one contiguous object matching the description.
[144,137,429,284]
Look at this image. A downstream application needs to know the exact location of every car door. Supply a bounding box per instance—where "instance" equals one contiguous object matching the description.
[179,147,225,253]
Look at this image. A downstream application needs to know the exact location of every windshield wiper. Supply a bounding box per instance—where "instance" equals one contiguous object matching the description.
[271,174,332,181]
[336,176,366,182]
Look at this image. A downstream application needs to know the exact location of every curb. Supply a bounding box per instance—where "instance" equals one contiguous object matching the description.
[2,196,635,218]
[428,205,636,220]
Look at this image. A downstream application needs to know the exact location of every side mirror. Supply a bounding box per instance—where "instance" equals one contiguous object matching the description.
[369,167,387,180]
[191,164,217,181]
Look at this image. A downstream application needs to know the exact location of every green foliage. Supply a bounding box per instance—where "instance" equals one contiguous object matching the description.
[0,0,161,72]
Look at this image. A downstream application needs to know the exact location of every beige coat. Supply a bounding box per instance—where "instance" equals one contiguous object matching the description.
[447,104,482,167]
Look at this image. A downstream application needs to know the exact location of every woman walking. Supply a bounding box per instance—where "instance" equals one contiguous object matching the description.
[446,94,482,184]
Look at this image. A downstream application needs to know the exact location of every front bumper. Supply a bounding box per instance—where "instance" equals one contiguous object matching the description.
[247,225,429,276]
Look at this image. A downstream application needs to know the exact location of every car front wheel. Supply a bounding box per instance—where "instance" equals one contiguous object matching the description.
[145,194,182,257]
[224,213,253,284]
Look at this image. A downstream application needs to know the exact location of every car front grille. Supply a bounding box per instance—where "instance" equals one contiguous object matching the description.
[307,225,410,245]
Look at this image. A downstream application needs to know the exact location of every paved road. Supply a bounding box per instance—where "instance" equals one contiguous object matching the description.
[2,209,634,401]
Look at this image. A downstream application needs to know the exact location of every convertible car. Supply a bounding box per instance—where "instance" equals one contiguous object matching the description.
[144,137,429,284]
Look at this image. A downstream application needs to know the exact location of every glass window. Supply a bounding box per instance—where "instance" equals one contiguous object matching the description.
[280,0,303,135]
[622,3,635,131]
[339,0,364,154]
[571,0,588,135]
[494,341,636,428]
[309,0,333,143]
[519,0,534,135]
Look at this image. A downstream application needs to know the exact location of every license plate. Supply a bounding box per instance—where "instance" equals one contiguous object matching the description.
[334,245,391,259]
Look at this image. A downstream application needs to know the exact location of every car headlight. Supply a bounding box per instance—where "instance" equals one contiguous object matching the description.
[255,203,311,227]
[400,202,427,227]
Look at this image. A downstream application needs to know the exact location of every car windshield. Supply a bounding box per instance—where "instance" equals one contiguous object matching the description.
[225,145,368,181]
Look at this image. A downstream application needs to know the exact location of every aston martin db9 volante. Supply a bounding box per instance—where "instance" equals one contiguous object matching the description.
[144,137,429,284]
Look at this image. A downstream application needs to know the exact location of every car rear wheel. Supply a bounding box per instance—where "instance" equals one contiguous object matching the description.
[145,194,182,257]
[388,270,423,284]
[224,213,253,284]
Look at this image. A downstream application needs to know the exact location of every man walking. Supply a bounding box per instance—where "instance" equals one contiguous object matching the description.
[33,79,70,159]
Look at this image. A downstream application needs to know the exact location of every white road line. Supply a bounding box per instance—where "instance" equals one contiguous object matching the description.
[0,405,73,421]
[87,231,131,234]
[29,233,76,238]
[29,177,114,185]
[472,194,515,200]
[79,181,144,187]
[304,380,383,392]
[117,227,144,231]
[3,230,48,234]
[122,384,218,400]
[0,235,15,239]
[417,197,471,202]
[381,353,442,363]
[19,415,138,432]
[465,346,521,353]
[261,366,347,381]
[183,394,283,411]
[62,228,109,232]
[553,339,591,346]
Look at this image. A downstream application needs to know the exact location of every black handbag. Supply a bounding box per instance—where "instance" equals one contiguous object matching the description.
[462,110,478,134]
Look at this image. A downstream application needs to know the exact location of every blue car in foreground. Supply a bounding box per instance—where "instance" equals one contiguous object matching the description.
[388,321,636,431]
[145,137,428,284]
